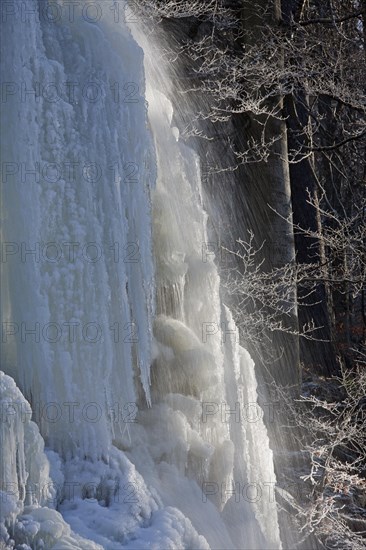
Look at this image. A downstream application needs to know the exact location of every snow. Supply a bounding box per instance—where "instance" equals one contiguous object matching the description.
[0,372,103,549]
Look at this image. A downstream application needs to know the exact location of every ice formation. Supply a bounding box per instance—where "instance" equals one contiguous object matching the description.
[1,1,281,548]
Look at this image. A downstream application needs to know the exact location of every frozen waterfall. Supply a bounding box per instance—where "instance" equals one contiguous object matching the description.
[1,2,281,548]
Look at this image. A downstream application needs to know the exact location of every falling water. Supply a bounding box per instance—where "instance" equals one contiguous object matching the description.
[1,2,281,548]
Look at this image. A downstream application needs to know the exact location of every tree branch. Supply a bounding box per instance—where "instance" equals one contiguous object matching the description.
[299,10,365,27]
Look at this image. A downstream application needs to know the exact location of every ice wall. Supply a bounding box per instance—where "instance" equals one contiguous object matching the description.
[1,0,155,459]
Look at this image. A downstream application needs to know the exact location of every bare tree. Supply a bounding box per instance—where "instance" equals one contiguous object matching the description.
[272,355,366,549]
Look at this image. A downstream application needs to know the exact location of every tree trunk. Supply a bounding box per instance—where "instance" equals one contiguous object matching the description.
[281,0,337,376]
[237,0,300,389]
